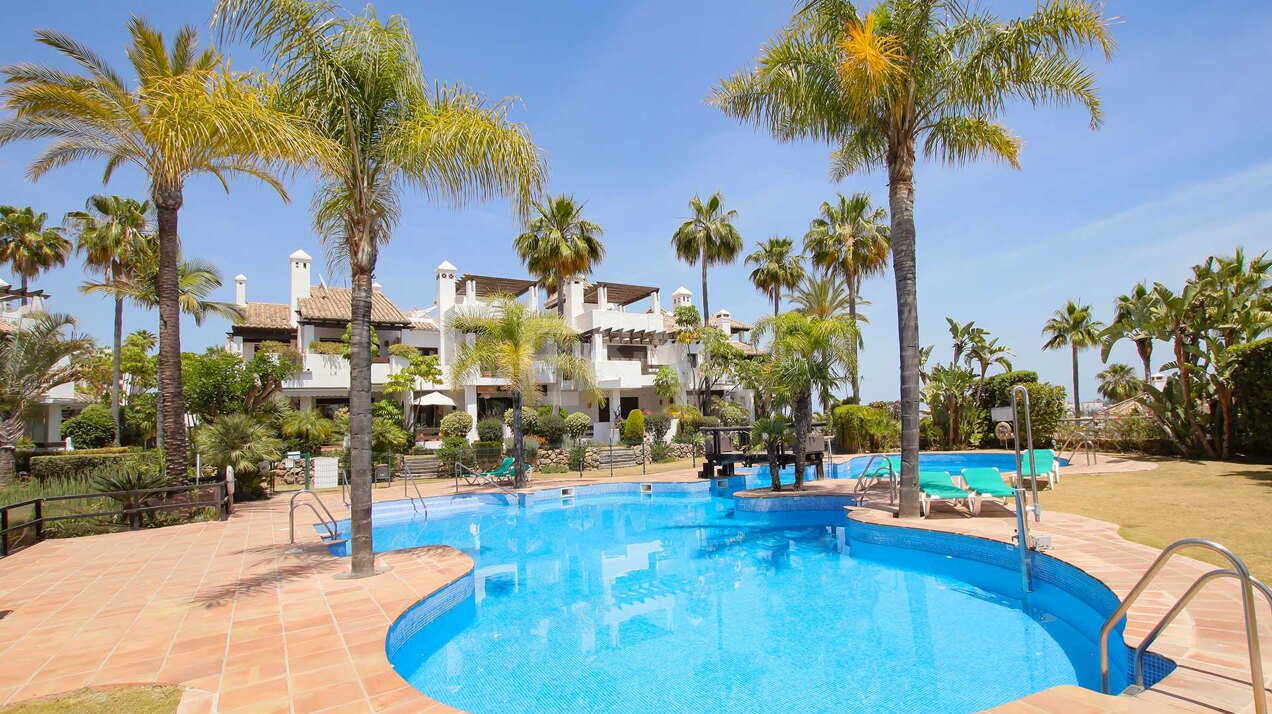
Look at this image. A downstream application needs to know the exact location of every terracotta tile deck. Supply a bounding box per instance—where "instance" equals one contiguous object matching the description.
[0,455,1265,713]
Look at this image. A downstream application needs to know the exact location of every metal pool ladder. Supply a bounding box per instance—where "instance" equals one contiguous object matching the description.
[1098,538,1271,713]
[852,453,898,505]
[1009,385,1042,594]
[288,489,343,545]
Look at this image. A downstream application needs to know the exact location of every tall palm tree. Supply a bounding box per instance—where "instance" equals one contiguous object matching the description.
[1100,282,1162,382]
[711,0,1113,517]
[745,236,805,316]
[790,272,852,321]
[514,194,605,314]
[753,311,856,490]
[66,195,152,446]
[0,313,92,484]
[1096,363,1141,403]
[0,206,71,303]
[216,0,546,578]
[0,18,318,483]
[946,318,986,368]
[1042,301,1106,418]
[804,192,889,402]
[448,295,597,488]
[672,193,743,324]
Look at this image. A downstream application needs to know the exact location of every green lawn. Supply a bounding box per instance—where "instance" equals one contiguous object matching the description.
[1045,457,1272,580]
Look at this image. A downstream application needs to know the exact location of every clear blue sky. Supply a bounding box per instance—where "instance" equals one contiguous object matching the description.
[2,1,1270,405]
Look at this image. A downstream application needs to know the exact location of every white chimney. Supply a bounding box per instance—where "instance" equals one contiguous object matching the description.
[289,249,312,326]
[715,309,732,335]
[564,278,586,320]
[650,290,661,313]
[234,274,247,307]
[672,286,693,308]
[436,260,457,314]
[596,284,609,311]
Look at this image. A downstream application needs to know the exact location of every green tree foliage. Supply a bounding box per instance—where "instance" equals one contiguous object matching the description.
[514,194,605,314]
[832,404,898,454]
[672,193,742,323]
[750,415,792,491]
[621,409,645,446]
[61,405,116,449]
[564,412,591,441]
[645,413,672,442]
[194,413,284,500]
[476,417,505,443]
[654,366,681,401]
[1097,363,1142,403]
[1231,337,1272,455]
[745,236,805,316]
[0,206,71,298]
[181,345,302,421]
[279,409,335,454]
[440,411,473,439]
[1042,301,1106,418]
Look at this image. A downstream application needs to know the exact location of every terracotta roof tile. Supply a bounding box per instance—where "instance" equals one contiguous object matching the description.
[662,314,754,334]
[234,303,292,331]
[0,319,17,334]
[297,287,411,326]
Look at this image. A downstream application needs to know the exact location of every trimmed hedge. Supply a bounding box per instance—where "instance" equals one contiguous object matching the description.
[1232,337,1272,455]
[60,405,116,449]
[30,450,144,481]
[17,446,140,475]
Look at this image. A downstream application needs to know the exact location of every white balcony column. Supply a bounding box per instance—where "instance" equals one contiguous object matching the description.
[597,285,609,311]
[607,388,622,430]
[464,385,479,440]
[592,333,604,367]
[46,405,63,445]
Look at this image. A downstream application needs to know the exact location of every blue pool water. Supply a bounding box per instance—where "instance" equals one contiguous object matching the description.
[363,485,1123,714]
[838,452,1070,478]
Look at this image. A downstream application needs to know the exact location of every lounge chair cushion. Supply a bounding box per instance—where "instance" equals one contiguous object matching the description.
[1018,449,1056,476]
[918,471,971,499]
[961,467,1015,498]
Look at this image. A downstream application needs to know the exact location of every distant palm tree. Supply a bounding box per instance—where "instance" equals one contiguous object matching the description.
[750,415,793,492]
[945,318,987,368]
[215,0,545,579]
[745,237,805,316]
[1100,282,1162,382]
[966,335,1013,402]
[0,18,318,483]
[804,193,889,403]
[66,195,152,445]
[1042,301,1106,418]
[0,206,71,303]
[1097,363,1141,403]
[0,313,92,484]
[672,193,743,324]
[448,295,597,487]
[280,408,335,455]
[790,273,852,321]
[514,194,605,314]
[194,412,284,499]
[711,0,1114,518]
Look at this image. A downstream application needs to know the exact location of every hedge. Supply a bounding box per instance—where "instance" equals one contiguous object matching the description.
[17,446,140,475]
[1232,337,1272,455]
[31,451,143,481]
[60,405,116,449]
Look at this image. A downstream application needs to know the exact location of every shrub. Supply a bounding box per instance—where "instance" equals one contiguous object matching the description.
[976,370,1040,413]
[645,413,672,442]
[472,440,504,469]
[439,411,473,439]
[90,455,170,524]
[568,441,590,470]
[564,412,591,441]
[650,442,673,463]
[437,436,475,473]
[702,416,721,429]
[715,401,749,427]
[521,436,540,462]
[919,418,941,450]
[308,340,345,356]
[477,417,505,443]
[504,407,539,436]
[1233,337,1272,455]
[833,404,898,454]
[537,412,567,448]
[60,405,116,449]
[538,464,569,474]
[674,407,705,439]
[621,410,645,445]
[17,446,139,475]
[31,452,140,481]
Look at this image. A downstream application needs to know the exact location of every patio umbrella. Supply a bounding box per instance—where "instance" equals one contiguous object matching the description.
[413,391,456,407]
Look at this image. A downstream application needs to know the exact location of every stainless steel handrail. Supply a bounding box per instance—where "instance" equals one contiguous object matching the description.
[1098,538,1267,714]
[1130,569,1272,691]
[853,453,898,505]
[288,489,342,544]
[404,474,429,518]
[1010,386,1039,594]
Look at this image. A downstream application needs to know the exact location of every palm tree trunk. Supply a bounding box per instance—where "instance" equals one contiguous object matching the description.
[513,391,526,488]
[700,246,710,326]
[793,389,811,491]
[19,275,29,306]
[767,442,781,492]
[773,290,780,317]
[889,143,921,518]
[1071,343,1081,419]
[154,189,188,484]
[111,293,123,447]
[556,279,564,317]
[1138,341,1152,383]
[348,268,376,577]
[848,277,860,404]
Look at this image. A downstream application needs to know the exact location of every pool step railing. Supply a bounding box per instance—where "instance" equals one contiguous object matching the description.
[288,489,344,545]
[852,454,898,505]
[1098,538,1270,713]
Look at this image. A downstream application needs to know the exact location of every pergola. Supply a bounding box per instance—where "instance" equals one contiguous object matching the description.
[0,285,47,303]
[454,274,537,299]
[581,324,670,345]
[544,280,659,310]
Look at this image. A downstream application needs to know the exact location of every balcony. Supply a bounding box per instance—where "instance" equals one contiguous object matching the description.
[596,360,655,389]
[285,353,397,392]
[575,309,666,336]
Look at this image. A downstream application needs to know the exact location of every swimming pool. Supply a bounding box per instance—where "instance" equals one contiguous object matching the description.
[837,452,1070,478]
[364,483,1133,713]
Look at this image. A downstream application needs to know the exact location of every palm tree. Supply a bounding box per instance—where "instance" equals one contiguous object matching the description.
[194,412,284,500]
[946,318,986,368]
[514,195,605,314]
[66,195,152,446]
[0,313,92,484]
[804,193,889,402]
[711,0,1113,518]
[0,206,71,303]
[216,0,545,579]
[966,336,1013,381]
[1100,282,1161,382]
[746,237,805,316]
[0,18,318,483]
[448,295,597,488]
[1097,363,1141,403]
[750,415,792,492]
[790,273,852,321]
[1042,301,1106,418]
[672,193,743,324]
[754,311,856,490]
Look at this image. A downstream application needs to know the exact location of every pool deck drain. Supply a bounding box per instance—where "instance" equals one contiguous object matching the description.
[0,453,1264,713]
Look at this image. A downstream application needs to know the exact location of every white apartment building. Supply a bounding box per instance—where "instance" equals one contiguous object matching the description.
[1,281,90,447]
[226,249,757,442]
